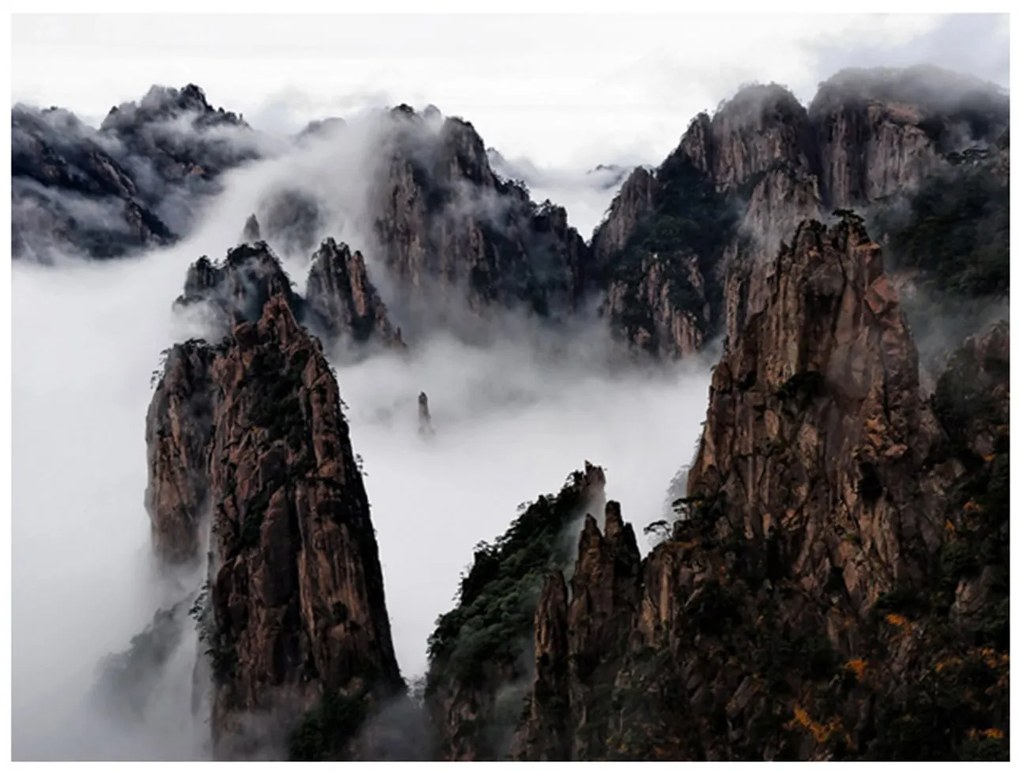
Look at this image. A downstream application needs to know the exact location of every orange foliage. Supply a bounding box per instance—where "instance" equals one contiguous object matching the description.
[788,705,846,746]
[967,727,1005,741]
[845,658,868,679]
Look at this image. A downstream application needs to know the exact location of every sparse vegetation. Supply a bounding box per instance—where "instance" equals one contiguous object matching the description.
[288,689,369,761]
[602,152,737,349]
[426,470,598,685]
[884,163,1008,297]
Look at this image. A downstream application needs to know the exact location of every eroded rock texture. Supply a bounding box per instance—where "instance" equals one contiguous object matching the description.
[146,271,402,759]
[371,107,593,322]
[428,218,1009,761]
[305,237,405,348]
[175,238,399,352]
[593,65,1008,358]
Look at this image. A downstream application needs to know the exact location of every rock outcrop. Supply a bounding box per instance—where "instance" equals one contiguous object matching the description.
[175,242,301,335]
[252,188,323,257]
[424,464,607,760]
[145,343,217,566]
[427,218,1009,761]
[13,84,258,261]
[240,214,261,242]
[417,392,433,435]
[594,65,1008,358]
[203,295,402,758]
[175,237,400,351]
[592,149,736,357]
[686,217,942,608]
[371,106,594,323]
[304,238,404,348]
[146,260,403,759]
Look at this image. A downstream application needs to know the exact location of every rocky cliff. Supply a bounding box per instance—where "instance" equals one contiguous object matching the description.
[144,252,404,759]
[594,65,1008,358]
[423,464,607,760]
[12,84,258,261]
[371,106,593,324]
[426,218,1009,761]
[175,237,399,352]
[305,237,405,348]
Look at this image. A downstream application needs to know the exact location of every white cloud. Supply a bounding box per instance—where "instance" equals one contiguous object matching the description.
[12,14,1007,174]
[9,11,1010,759]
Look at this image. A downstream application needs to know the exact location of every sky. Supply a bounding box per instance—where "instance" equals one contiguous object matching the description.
[11,13,1010,174]
[7,10,1013,759]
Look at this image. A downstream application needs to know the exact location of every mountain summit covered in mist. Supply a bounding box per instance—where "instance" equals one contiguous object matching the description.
[12,64,1010,761]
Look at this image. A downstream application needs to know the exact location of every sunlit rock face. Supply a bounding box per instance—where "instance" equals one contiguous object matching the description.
[422,217,1008,761]
[145,253,403,759]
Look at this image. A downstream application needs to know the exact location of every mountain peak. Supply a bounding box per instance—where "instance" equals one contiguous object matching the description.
[102,82,246,132]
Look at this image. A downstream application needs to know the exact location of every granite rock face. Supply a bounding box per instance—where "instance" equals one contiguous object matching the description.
[145,343,217,566]
[145,262,402,759]
[371,107,594,324]
[175,237,400,352]
[426,218,1009,761]
[305,238,405,348]
[593,66,1008,358]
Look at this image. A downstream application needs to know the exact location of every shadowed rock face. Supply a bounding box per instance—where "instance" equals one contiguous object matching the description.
[12,84,259,261]
[145,343,217,566]
[176,242,302,335]
[593,66,1008,359]
[429,218,1009,761]
[423,464,607,761]
[372,107,593,323]
[255,189,323,257]
[175,237,400,352]
[240,214,261,242]
[305,238,405,348]
[146,277,402,759]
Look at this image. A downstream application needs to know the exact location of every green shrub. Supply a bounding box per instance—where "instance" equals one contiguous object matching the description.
[885,163,1008,298]
[288,689,368,761]
[426,470,597,686]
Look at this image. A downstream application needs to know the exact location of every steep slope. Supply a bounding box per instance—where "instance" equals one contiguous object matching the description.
[305,237,405,348]
[174,238,399,351]
[371,106,594,324]
[423,464,607,760]
[140,250,404,759]
[593,65,1008,358]
[426,217,1009,760]
[200,295,402,758]
[13,84,259,261]
[12,105,175,260]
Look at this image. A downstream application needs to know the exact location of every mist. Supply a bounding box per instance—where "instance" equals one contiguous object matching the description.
[11,106,713,759]
[334,330,711,679]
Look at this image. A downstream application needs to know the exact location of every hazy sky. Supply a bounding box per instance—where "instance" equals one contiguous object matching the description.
[11,13,1009,172]
[8,11,1013,758]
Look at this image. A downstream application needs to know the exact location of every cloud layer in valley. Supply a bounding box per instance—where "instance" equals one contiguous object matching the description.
[10,11,1010,760]
[11,105,712,759]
